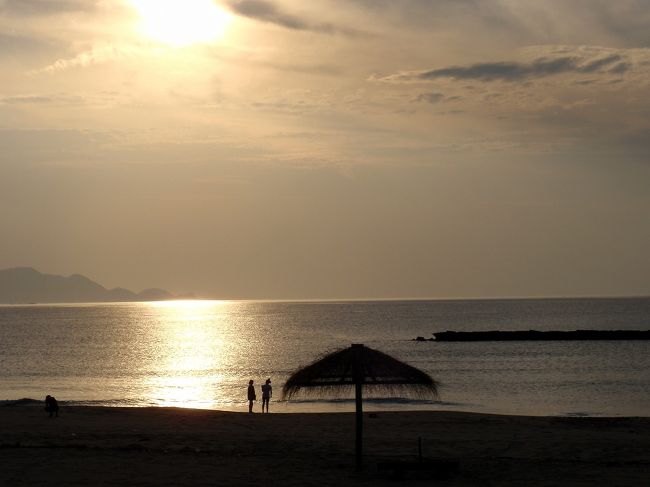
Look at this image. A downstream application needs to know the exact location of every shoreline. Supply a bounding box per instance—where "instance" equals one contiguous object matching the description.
[1,406,648,486]
[3,398,648,418]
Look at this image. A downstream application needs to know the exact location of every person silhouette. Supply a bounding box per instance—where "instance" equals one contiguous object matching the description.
[261,378,272,413]
[247,380,256,413]
[44,395,59,418]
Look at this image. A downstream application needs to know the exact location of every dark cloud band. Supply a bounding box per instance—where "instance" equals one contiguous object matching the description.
[226,0,367,37]
[383,54,628,82]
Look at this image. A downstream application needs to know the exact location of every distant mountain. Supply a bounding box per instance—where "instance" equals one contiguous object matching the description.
[0,267,173,304]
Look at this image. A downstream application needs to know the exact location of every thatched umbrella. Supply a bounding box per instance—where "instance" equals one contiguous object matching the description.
[283,343,439,470]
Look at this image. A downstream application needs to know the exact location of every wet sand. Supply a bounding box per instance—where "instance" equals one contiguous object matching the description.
[1,406,648,486]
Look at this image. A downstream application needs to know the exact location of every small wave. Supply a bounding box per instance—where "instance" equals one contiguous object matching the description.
[1,396,478,412]
[65,398,155,407]
[281,398,468,407]
[0,398,41,406]
[0,398,157,408]
[562,411,604,417]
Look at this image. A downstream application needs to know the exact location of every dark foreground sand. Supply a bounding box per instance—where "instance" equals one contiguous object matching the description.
[1,406,648,486]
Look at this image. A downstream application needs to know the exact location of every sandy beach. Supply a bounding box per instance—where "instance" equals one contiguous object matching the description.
[1,406,648,486]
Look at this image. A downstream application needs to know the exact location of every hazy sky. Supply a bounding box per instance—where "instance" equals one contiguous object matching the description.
[1,0,649,299]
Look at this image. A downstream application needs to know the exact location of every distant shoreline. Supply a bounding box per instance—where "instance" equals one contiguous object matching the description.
[2,294,650,306]
[0,267,174,304]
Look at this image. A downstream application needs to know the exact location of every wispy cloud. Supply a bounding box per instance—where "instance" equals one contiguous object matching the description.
[0,92,122,107]
[0,94,80,105]
[30,44,139,74]
[348,0,650,48]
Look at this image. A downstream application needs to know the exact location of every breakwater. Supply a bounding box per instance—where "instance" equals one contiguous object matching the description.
[415,330,650,342]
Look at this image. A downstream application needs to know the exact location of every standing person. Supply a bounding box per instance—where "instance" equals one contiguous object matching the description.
[44,395,59,418]
[261,378,272,413]
[247,380,256,413]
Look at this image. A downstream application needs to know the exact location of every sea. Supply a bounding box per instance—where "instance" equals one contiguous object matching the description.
[1,298,649,417]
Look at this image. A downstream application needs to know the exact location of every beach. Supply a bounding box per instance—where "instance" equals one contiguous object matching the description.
[1,406,648,486]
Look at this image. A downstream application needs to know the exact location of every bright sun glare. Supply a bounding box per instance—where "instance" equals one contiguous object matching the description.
[130,0,231,47]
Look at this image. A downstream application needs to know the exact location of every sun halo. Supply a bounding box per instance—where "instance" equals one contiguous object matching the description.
[130,0,231,47]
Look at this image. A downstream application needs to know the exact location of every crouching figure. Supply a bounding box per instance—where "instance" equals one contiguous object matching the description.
[45,395,59,417]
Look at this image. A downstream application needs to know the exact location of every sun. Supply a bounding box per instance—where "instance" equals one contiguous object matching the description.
[130,0,231,47]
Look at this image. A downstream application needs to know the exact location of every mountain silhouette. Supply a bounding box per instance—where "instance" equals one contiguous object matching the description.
[0,267,173,304]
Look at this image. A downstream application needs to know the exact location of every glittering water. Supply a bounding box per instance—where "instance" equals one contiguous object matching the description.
[1,298,648,416]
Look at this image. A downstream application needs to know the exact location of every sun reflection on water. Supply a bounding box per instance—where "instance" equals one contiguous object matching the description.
[143,300,232,408]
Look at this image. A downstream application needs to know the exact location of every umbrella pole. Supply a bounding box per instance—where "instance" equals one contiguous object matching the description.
[355,380,363,471]
[351,343,364,472]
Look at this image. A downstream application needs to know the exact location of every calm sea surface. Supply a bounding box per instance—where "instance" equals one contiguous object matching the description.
[1,298,649,416]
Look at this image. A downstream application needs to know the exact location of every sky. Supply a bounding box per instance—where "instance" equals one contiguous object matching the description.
[1,0,649,299]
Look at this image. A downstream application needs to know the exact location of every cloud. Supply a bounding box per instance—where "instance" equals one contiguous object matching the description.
[1,94,56,104]
[31,45,139,74]
[578,54,623,73]
[0,93,86,105]
[208,48,343,76]
[347,0,650,48]
[0,0,97,16]
[573,79,597,86]
[226,0,367,37]
[376,53,628,83]
[0,33,61,59]
[609,62,631,74]
[417,92,445,104]
[416,92,463,104]
[249,60,342,76]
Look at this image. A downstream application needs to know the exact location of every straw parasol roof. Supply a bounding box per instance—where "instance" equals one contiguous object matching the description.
[283,344,439,399]
[282,344,439,471]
